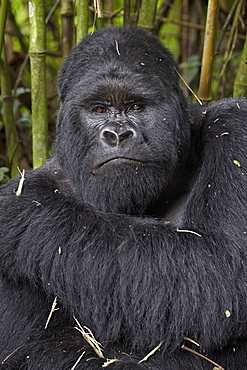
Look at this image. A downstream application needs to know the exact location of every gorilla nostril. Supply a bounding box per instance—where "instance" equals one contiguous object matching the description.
[101,129,136,147]
[103,131,118,147]
[119,130,134,143]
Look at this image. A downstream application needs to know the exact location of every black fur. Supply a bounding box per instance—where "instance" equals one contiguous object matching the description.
[0,27,247,369]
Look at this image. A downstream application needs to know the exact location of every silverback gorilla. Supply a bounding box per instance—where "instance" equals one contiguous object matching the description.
[0,27,247,370]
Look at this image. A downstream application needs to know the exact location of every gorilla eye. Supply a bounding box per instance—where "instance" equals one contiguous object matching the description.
[94,106,107,113]
[130,104,143,111]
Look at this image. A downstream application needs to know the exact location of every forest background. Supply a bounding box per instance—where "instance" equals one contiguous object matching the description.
[0,0,246,182]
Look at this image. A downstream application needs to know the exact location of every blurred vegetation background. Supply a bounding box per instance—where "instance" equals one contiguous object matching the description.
[0,0,246,181]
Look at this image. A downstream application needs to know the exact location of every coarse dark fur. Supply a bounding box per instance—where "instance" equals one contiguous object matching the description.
[0,27,247,369]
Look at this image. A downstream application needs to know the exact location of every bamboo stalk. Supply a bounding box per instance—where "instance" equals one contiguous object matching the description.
[137,0,158,31]
[0,0,8,57]
[216,0,241,53]
[132,0,141,26]
[94,0,103,18]
[218,0,241,81]
[76,0,89,43]
[61,0,74,57]
[94,0,105,30]
[198,0,219,100]
[102,0,113,27]
[29,0,48,168]
[0,44,19,178]
[123,0,130,26]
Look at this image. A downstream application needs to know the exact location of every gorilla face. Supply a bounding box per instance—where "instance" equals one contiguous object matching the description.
[56,28,191,215]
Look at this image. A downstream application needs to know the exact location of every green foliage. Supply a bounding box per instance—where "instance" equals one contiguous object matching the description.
[234,33,247,97]
[158,0,182,59]
[179,55,201,86]
[0,167,9,183]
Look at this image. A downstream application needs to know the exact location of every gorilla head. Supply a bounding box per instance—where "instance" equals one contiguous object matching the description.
[56,27,192,215]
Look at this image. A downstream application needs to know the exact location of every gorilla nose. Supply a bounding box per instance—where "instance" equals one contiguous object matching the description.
[100,128,137,147]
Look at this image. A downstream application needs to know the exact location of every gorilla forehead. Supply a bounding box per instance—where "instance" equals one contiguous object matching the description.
[66,66,164,107]
[58,27,179,102]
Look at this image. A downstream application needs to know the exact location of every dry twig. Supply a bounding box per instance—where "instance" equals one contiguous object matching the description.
[45,296,59,329]
[16,168,25,196]
[138,341,163,364]
[115,41,120,55]
[181,345,225,370]
[2,345,25,364]
[71,351,86,370]
[174,67,202,105]
[74,317,105,359]
[102,359,120,367]
[176,228,202,238]
[184,337,200,347]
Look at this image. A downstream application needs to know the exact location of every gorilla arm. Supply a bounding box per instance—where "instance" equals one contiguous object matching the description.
[0,100,247,368]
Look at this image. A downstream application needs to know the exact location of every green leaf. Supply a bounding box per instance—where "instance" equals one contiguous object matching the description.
[0,167,9,182]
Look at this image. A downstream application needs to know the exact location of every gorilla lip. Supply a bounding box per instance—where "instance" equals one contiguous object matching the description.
[92,157,145,174]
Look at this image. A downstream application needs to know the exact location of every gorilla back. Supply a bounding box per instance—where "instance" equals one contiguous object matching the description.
[0,27,247,370]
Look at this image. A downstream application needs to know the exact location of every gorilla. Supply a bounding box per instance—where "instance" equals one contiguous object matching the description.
[0,27,247,370]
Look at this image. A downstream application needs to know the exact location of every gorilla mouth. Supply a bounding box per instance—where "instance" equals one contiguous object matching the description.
[92,157,145,174]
